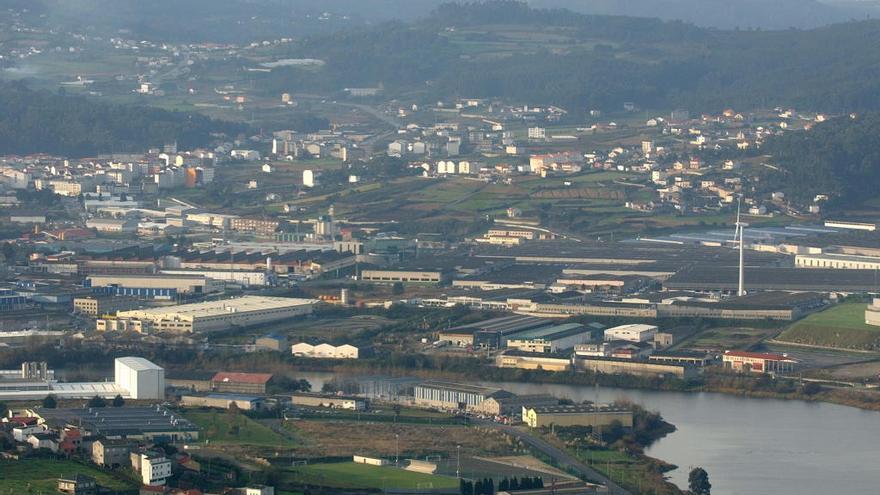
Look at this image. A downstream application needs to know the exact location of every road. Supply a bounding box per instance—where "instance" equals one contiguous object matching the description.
[476,420,632,495]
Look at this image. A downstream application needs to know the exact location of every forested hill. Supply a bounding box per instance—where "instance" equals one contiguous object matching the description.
[257,1,880,114]
[763,114,880,206]
[0,83,244,157]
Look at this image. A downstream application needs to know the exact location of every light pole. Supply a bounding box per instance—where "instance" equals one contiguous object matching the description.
[456,444,461,479]
[395,433,400,466]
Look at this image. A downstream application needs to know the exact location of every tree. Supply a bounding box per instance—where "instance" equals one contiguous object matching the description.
[1,243,15,263]
[42,394,57,409]
[112,394,125,407]
[392,282,405,295]
[688,467,711,495]
[88,396,107,408]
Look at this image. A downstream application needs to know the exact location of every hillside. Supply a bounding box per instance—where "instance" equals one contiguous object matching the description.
[255,1,880,114]
[0,83,244,156]
[762,113,880,206]
[777,303,880,351]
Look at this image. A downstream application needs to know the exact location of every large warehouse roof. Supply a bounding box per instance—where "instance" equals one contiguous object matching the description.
[119,296,316,319]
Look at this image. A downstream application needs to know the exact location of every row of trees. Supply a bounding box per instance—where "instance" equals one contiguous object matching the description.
[40,394,124,409]
[459,477,544,495]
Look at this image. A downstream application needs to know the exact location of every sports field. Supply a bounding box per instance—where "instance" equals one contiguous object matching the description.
[283,462,459,489]
[0,459,135,493]
[777,302,880,350]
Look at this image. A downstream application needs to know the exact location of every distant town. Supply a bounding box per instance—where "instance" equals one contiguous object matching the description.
[2,2,880,495]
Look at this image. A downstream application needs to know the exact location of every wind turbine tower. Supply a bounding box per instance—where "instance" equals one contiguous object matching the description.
[735,199,747,297]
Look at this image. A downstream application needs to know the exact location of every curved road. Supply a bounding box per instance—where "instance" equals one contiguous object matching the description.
[476,420,631,495]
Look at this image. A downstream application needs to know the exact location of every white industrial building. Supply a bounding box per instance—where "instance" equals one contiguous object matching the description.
[117,296,316,333]
[115,357,165,400]
[0,356,164,401]
[795,253,880,270]
[603,324,658,343]
[291,342,360,359]
[160,269,269,286]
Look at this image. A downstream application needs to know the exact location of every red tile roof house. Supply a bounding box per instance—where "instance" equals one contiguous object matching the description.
[210,372,274,394]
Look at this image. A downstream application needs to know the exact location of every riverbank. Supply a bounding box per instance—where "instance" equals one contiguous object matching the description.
[306,355,880,412]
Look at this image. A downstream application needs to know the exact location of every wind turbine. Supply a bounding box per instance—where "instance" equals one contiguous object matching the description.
[734,199,747,297]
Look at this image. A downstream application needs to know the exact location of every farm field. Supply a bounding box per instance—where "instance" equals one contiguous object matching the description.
[0,459,135,493]
[281,462,459,489]
[777,302,880,351]
[678,327,778,352]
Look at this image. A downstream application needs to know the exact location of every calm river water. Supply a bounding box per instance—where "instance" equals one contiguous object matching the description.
[298,372,880,495]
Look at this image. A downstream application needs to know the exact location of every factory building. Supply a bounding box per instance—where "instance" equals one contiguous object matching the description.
[413,381,513,411]
[117,296,316,333]
[211,372,273,395]
[86,273,223,298]
[0,356,164,401]
[523,404,633,429]
[438,315,550,349]
[30,407,198,442]
[291,342,361,359]
[180,393,266,411]
[73,296,141,316]
[292,392,369,411]
[506,323,594,353]
[360,269,449,285]
[795,253,880,270]
[603,324,658,343]
[573,356,696,378]
[722,350,798,374]
[114,357,165,400]
[495,351,572,372]
[160,269,269,287]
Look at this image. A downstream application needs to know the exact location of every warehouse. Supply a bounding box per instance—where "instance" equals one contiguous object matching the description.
[506,323,594,353]
[439,315,551,349]
[292,392,369,410]
[30,407,199,442]
[795,253,880,270]
[867,299,880,326]
[603,324,658,343]
[117,296,316,333]
[115,357,165,400]
[413,381,513,411]
[73,296,142,316]
[291,342,362,359]
[573,356,696,378]
[211,372,273,395]
[181,393,266,411]
[160,269,269,287]
[523,404,633,429]
[495,351,572,371]
[86,274,223,298]
[722,350,798,374]
[360,269,449,285]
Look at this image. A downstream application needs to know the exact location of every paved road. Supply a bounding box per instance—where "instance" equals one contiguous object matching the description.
[476,420,632,495]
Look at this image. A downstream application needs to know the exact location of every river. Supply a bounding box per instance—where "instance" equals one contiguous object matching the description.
[297,372,880,495]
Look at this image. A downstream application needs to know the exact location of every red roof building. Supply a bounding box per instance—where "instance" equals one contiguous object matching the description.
[722,350,798,374]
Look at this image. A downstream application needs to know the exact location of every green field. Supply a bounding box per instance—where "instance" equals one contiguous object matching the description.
[183,410,294,447]
[283,462,459,489]
[0,459,135,493]
[777,302,880,351]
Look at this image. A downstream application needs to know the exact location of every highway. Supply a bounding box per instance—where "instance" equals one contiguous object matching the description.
[475,420,632,495]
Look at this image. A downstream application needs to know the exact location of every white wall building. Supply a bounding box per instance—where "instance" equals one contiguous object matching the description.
[603,324,658,343]
[291,343,360,359]
[114,357,165,400]
[135,452,172,486]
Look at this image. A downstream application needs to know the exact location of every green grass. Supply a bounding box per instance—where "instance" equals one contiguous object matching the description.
[283,462,459,489]
[777,302,880,350]
[183,410,294,447]
[0,459,135,493]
